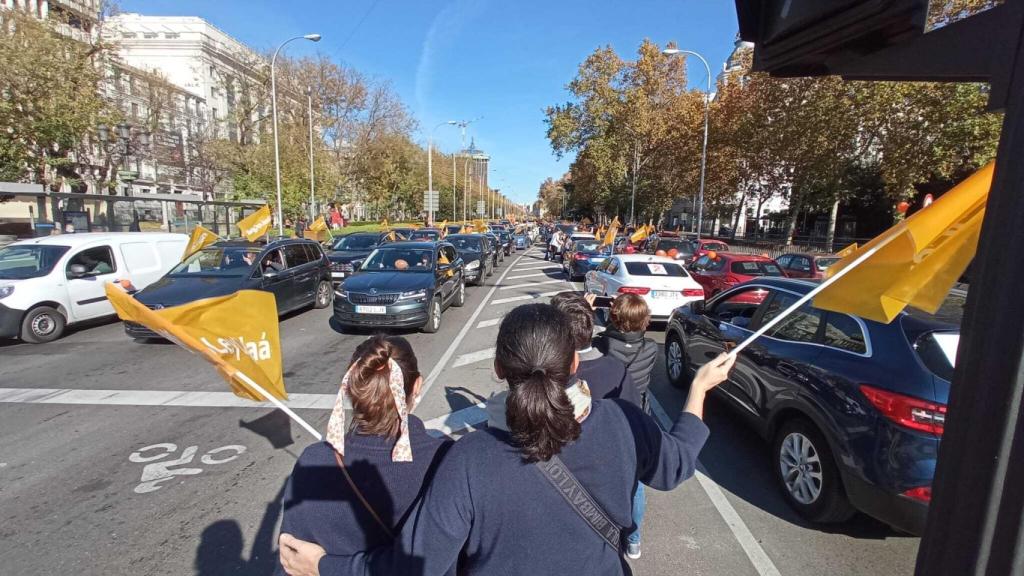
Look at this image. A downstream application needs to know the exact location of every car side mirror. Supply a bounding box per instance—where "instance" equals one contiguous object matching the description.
[262,270,279,279]
[67,264,88,278]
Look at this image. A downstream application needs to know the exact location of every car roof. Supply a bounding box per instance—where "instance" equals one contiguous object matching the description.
[614,254,682,264]
[446,234,482,239]
[10,232,186,248]
[715,253,774,262]
[378,241,439,249]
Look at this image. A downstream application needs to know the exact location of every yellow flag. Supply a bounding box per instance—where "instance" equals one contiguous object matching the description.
[630,226,649,244]
[474,219,487,232]
[184,225,218,259]
[835,243,858,258]
[814,162,992,324]
[601,225,618,247]
[105,285,286,401]
[237,205,272,242]
[380,217,390,230]
[308,216,327,232]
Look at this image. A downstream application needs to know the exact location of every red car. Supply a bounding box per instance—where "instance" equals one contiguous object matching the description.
[688,253,786,300]
[693,240,730,262]
[776,252,842,279]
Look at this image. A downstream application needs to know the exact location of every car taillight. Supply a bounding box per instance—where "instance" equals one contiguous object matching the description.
[574,252,588,260]
[902,486,932,503]
[859,384,946,436]
[618,286,651,295]
[682,288,704,298]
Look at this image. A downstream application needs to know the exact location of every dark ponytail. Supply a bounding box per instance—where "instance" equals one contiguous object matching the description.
[497,304,580,462]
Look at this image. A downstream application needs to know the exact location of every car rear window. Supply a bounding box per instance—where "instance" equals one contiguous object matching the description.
[704,242,728,251]
[624,262,688,277]
[913,331,959,382]
[731,261,784,276]
[657,240,694,254]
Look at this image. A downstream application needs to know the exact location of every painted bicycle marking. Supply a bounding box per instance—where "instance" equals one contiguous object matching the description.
[129,443,246,494]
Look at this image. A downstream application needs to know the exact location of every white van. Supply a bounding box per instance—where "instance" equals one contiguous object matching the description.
[0,232,188,343]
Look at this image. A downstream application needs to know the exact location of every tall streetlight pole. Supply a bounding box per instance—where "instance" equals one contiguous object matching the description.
[663,47,711,240]
[271,33,321,235]
[306,86,317,221]
[428,120,457,225]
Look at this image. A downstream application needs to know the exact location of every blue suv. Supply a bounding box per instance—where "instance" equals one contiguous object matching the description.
[664,277,959,534]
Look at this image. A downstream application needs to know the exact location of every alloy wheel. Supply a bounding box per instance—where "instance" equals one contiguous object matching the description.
[779,432,823,505]
[667,340,684,382]
[317,282,330,306]
[432,301,441,330]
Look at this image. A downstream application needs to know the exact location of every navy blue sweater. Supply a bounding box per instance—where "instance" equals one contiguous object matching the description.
[275,416,450,576]
[576,351,643,409]
[319,399,710,576]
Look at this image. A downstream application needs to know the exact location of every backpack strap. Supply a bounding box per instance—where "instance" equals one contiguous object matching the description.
[536,455,623,553]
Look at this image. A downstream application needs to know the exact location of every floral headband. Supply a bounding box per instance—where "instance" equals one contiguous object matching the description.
[326,358,413,462]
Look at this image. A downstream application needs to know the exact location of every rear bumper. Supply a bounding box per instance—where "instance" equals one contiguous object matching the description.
[0,303,22,339]
[646,295,701,319]
[124,321,160,340]
[842,471,929,535]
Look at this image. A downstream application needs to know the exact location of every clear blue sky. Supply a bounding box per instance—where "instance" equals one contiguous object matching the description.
[120,0,740,205]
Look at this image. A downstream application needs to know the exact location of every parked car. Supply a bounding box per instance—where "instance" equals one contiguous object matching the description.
[446,234,493,285]
[484,232,504,263]
[664,277,960,535]
[0,232,188,343]
[688,253,785,299]
[409,228,442,242]
[693,240,731,262]
[496,230,515,255]
[776,252,842,279]
[513,232,530,250]
[333,241,465,333]
[445,224,464,237]
[126,238,332,339]
[326,231,403,286]
[583,254,704,322]
[646,236,696,262]
[563,238,612,281]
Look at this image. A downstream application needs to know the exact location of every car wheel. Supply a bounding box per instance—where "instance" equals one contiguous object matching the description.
[21,306,66,344]
[421,297,442,334]
[313,280,332,309]
[665,331,690,389]
[452,280,466,307]
[486,261,494,278]
[773,419,855,524]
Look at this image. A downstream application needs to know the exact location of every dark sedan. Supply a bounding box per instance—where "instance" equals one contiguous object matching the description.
[484,232,504,263]
[125,239,332,339]
[326,231,403,286]
[497,230,515,254]
[664,277,959,534]
[446,234,493,285]
[563,238,611,281]
[333,242,465,333]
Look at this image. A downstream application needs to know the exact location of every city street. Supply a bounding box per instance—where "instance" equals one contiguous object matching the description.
[0,245,919,576]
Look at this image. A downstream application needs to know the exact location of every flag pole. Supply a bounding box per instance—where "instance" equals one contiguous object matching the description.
[233,370,323,441]
[728,231,902,357]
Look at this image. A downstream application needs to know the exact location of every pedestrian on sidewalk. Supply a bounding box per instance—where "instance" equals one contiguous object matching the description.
[593,293,659,559]
[275,335,452,576]
[279,303,736,576]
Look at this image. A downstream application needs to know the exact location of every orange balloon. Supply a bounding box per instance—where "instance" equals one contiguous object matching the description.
[667,248,678,258]
[655,249,667,257]
[897,201,910,214]
[707,250,718,260]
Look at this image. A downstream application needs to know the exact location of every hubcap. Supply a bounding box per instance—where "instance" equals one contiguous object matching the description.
[318,283,329,304]
[667,340,683,381]
[780,432,823,505]
[32,314,55,336]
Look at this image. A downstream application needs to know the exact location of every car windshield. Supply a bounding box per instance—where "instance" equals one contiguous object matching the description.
[729,260,784,277]
[410,230,440,241]
[332,235,377,250]
[361,248,434,271]
[575,241,605,253]
[624,261,689,277]
[170,246,261,275]
[448,237,480,251]
[657,240,694,254]
[816,257,841,271]
[0,245,70,279]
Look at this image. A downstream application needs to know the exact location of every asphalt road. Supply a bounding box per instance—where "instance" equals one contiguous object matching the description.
[0,245,920,575]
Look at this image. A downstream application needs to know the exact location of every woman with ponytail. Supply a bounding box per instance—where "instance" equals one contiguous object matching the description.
[280,303,734,576]
[274,335,452,576]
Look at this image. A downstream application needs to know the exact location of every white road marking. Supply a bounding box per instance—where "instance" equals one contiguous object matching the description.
[505,271,558,280]
[490,289,564,306]
[452,347,496,368]
[498,278,565,290]
[419,248,536,399]
[130,443,247,494]
[514,262,564,271]
[0,388,343,410]
[477,317,503,329]
[423,402,487,438]
[648,393,782,576]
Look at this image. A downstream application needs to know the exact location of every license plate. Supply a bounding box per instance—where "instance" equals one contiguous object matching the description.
[355,305,387,314]
[652,290,678,299]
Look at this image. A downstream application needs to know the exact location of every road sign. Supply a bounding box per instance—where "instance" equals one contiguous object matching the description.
[476,200,486,215]
[423,191,440,211]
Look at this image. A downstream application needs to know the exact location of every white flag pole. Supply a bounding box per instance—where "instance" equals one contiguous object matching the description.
[728,231,902,358]
[233,370,323,441]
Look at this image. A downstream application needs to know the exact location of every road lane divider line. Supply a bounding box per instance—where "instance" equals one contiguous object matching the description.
[505,271,559,280]
[419,248,536,400]
[452,347,496,368]
[648,393,782,576]
[498,278,565,290]
[490,289,564,306]
[513,263,564,271]
[477,317,503,329]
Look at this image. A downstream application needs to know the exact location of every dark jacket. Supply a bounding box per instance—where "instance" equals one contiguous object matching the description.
[319,399,710,576]
[595,328,658,400]
[576,348,643,409]
[275,416,451,575]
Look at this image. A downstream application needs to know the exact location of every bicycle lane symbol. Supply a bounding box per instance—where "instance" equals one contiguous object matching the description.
[129,443,247,494]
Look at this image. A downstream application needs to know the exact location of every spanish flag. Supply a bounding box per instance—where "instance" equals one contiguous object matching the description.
[813,162,992,324]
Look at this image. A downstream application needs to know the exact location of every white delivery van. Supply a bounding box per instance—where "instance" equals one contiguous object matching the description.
[0,232,188,343]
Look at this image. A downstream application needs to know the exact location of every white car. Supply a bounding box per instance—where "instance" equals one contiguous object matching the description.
[583,254,705,321]
[0,232,188,343]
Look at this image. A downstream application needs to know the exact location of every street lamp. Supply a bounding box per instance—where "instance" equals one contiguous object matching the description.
[98,122,150,230]
[663,47,711,240]
[306,86,316,222]
[428,120,457,224]
[271,33,321,235]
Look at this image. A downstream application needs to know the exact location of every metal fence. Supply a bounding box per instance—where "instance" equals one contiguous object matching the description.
[712,235,871,259]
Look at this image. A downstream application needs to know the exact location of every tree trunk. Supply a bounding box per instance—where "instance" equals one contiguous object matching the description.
[783,190,804,246]
[825,196,840,252]
[731,190,746,241]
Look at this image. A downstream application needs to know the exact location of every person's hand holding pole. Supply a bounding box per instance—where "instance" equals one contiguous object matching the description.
[684,352,736,420]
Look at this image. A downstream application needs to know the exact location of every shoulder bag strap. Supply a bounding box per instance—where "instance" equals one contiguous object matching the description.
[535,455,622,553]
[334,451,394,539]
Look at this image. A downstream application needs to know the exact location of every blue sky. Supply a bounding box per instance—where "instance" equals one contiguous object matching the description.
[119,0,740,205]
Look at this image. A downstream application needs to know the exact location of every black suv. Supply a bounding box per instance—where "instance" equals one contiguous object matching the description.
[126,239,331,338]
[446,234,494,285]
[333,241,465,333]
[326,231,405,286]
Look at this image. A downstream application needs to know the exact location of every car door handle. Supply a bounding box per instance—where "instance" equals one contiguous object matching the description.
[777,362,808,382]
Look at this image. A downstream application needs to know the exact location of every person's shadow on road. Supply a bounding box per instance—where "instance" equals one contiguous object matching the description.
[194,484,285,576]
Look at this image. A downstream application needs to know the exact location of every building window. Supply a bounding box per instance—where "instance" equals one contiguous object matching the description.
[165,32,179,39]
[143,32,158,39]
[122,32,137,39]
[131,102,139,118]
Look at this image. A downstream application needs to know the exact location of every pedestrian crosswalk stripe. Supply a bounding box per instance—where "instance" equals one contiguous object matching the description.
[514,262,563,271]
[0,387,346,409]
[505,271,558,280]
[490,290,564,306]
[498,278,565,290]
[452,347,496,368]
[477,317,503,328]
[423,403,487,438]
